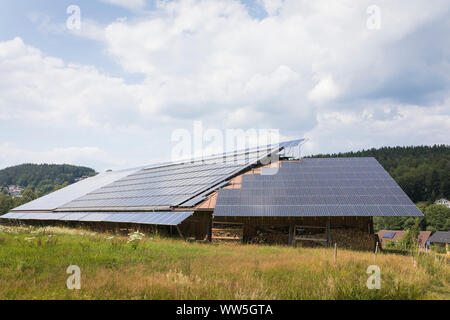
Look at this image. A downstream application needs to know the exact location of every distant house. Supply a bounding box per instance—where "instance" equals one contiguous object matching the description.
[75,175,90,182]
[434,198,450,208]
[427,231,450,253]
[7,185,23,198]
[378,230,431,249]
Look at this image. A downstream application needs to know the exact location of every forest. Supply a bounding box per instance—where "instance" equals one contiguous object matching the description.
[0,163,96,215]
[0,163,95,194]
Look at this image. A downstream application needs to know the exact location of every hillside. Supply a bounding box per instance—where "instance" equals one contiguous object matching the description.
[309,145,450,203]
[0,163,96,195]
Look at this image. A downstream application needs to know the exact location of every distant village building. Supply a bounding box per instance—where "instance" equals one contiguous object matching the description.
[378,230,431,249]
[7,185,24,198]
[434,198,450,208]
[75,175,90,182]
[427,231,450,253]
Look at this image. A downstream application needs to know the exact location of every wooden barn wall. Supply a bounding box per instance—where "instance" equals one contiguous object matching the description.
[178,211,212,240]
[3,212,376,249]
[213,216,372,233]
[212,216,376,250]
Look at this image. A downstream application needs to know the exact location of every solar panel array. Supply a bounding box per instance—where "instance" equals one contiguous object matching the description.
[58,151,265,209]
[0,211,193,226]
[214,158,423,217]
[12,167,141,211]
[5,139,305,225]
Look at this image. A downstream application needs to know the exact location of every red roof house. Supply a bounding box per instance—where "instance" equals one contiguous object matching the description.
[378,230,431,249]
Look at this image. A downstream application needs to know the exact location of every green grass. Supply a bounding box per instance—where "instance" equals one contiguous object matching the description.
[0,225,449,300]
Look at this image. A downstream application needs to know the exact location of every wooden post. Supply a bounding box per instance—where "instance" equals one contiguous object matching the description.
[176,225,185,240]
[288,224,294,246]
[374,242,378,262]
[334,243,337,263]
[326,217,331,247]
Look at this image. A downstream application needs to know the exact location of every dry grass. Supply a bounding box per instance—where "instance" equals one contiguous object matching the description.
[0,225,448,300]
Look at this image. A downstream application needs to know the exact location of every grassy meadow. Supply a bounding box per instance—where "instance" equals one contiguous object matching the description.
[0,224,448,300]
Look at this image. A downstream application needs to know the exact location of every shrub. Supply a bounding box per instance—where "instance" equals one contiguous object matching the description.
[127,231,145,250]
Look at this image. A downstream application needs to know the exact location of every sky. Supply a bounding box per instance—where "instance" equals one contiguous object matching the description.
[0,0,449,172]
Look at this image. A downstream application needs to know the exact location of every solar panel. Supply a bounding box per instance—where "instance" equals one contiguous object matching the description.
[281,161,301,167]
[213,205,422,217]
[178,180,230,207]
[119,211,193,225]
[214,158,423,218]
[13,212,68,220]
[12,167,141,211]
[58,212,90,221]
[57,149,273,210]
[0,212,29,219]
[102,213,138,223]
[383,232,396,238]
[3,211,195,226]
[77,213,113,222]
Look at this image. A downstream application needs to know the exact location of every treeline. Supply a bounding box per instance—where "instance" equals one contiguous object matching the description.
[310,145,450,202]
[373,203,450,232]
[0,163,96,195]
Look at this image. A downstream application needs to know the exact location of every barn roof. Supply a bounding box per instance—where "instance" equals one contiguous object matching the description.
[1,139,423,225]
[213,157,423,217]
[428,231,450,244]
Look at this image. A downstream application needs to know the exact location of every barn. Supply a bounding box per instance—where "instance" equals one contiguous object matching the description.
[427,231,450,252]
[0,139,422,250]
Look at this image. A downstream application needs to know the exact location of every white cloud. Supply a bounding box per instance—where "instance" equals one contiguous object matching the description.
[27,12,106,41]
[259,0,285,16]
[308,74,340,105]
[100,0,449,122]
[302,102,450,156]
[1,0,449,170]
[0,37,141,128]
